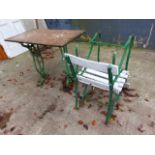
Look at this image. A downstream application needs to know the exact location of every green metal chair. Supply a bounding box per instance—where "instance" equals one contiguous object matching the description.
[64,34,134,124]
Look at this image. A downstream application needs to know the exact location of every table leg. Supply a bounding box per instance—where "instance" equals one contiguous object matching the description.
[21,44,48,86]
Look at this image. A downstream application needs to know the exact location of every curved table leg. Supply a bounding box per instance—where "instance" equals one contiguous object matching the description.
[21,43,48,86]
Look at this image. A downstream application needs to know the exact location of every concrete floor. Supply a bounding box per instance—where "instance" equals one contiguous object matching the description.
[0,42,155,135]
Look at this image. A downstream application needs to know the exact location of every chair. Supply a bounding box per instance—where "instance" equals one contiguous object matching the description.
[64,34,134,124]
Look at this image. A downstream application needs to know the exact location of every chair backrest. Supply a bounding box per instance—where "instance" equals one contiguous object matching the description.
[64,53,119,75]
[87,33,134,72]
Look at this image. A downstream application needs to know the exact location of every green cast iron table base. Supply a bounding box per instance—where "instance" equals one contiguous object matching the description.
[21,43,71,87]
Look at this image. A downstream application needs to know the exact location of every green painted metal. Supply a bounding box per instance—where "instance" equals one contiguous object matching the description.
[86,44,94,59]
[21,43,48,86]
[78,34,99,76]
[59,47,64,60]
[90,41,125,48]
[86,32,99,59]
[118,47,128,72]
[91,32,99,42]
[118,36,134,72]
[74,46,80,110]
[61,46,73,85]
[65,33,134,124]
[21,42,77,87]
[65,55,79,109]
[112,51,116,64]
[79,44,94,76]
[89,33,134,76]
[75,46,79,56]
[65,56,76,78]
[89,33,134,124]
[125,36,134,70]
[97,45,100,62]
[81,85,89,101]
[105,65,114,124]
[74,46,79,73]
[90,33,125,48]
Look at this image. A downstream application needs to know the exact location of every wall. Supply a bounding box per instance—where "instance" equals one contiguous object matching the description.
[72,19,155,49]
[45,19,155,50]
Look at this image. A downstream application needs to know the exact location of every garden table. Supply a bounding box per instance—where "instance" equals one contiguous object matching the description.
[5,28,84,86]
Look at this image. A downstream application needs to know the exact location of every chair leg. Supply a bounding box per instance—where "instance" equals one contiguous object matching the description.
[81,85,89,100]
[97,45,100,62]
[74,80,79,109]
[105,87,114,124]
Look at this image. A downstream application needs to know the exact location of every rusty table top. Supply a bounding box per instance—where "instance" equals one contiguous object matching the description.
[5,29,85,47]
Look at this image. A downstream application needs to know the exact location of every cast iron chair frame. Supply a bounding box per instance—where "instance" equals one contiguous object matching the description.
[65,33,134,124]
